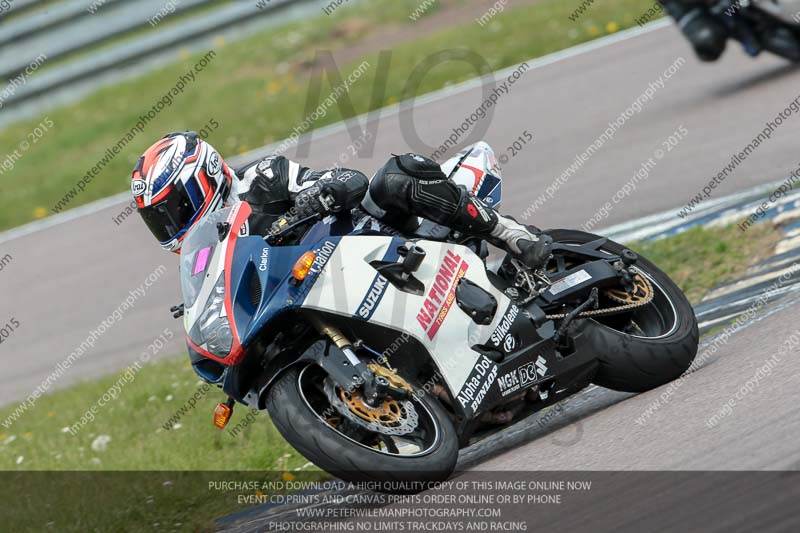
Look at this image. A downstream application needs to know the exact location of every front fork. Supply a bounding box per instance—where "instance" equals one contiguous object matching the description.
[306,315,400,407]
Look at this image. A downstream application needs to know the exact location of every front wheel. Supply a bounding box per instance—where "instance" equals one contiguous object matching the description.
[265,365,459,490]
[546,229,699,393]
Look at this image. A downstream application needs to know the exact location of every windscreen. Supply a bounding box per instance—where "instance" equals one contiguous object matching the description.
[179,207,234,308]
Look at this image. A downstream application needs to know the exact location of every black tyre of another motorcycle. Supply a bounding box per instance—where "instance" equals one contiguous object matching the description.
[265,365,459,493]
[546,229,699,393]
[681,13,727,62]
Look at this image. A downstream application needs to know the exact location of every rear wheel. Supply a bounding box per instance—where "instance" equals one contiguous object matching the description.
[265,365,458,490]
[546,229,699,393]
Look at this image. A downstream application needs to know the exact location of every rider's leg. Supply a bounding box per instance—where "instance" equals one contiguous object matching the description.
[362,154,552,269]
[659,0,727,61]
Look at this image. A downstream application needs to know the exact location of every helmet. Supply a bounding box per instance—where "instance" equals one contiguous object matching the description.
[132,132,233,252]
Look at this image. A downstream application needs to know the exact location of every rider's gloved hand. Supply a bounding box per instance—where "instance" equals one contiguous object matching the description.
[293,179,349,219]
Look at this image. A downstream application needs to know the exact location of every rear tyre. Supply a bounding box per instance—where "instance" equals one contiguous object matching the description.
[546,229,699,393]
[265,365,459,491]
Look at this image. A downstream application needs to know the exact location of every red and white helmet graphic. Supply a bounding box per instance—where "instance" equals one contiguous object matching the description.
[132,132,233,252]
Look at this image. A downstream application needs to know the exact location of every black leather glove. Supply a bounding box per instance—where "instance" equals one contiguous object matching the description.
[269,170,368,241]
[267,182,343,241]
[293,180,348,219]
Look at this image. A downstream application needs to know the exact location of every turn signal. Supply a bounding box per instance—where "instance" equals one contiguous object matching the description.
[213,402,232,429]
[292,251,316,282]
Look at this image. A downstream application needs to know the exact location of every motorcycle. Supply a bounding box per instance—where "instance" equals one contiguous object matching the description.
[677,0,800,61]
[177,142,699,488]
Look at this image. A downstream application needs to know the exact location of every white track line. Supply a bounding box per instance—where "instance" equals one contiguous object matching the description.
[0,18,672,246]
[602,177,793,243]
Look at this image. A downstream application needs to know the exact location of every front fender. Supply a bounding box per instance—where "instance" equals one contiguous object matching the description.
[254,347,311,410]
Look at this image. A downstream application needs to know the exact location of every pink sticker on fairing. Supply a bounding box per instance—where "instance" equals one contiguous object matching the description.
[193,246,212,275]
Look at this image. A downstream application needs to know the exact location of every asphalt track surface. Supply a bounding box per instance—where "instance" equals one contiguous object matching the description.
[468,296,800,472]
[2,22,800,474]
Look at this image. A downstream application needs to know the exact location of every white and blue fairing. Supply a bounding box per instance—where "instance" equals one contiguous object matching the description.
[181,142,512,405]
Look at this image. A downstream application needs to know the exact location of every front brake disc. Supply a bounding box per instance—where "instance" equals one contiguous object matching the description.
[323,379,418,436]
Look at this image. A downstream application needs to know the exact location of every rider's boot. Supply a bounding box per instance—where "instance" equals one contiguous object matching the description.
[448,191,553,270]
[660,1,727,61]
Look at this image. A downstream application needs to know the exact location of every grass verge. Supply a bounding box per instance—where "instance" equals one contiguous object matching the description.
[0,358,314,531]
[0,357,302,472]
[629,223,781,304]
[0,0,661,230]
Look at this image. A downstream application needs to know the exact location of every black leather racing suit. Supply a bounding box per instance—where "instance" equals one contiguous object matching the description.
[228,153,549,266]
[229,155,368,236]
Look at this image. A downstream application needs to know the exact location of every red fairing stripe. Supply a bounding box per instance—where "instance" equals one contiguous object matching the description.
[221,202,252,365]
[187,335,227,364]
[186,202,252,366]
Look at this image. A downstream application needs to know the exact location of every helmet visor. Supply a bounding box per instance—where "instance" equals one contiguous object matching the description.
[138,181,199,243]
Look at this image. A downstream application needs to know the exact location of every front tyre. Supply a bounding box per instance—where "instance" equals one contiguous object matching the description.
[265,365,459,490]
[547,229,699,393]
